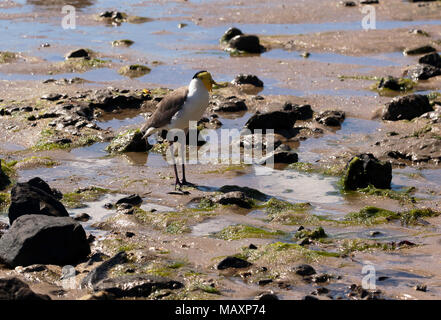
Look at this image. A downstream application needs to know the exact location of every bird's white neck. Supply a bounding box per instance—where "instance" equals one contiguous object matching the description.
[188,78,206,95]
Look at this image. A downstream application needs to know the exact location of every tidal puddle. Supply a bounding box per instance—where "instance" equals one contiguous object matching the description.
[96,110,147,130]
[0,142,26,152]
[298,117,382,163]
[264,49,416,67]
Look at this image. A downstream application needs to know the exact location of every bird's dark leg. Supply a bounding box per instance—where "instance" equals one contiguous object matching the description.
[170,142,182,190]
[173,163,182,190]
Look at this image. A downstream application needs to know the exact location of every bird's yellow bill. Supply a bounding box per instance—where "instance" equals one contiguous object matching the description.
[198,71,218,92]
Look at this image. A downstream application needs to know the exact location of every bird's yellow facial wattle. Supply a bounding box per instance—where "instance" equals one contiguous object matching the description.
[197,72,217,92]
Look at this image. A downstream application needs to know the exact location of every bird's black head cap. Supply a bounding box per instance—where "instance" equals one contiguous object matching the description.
[193,70,208,79]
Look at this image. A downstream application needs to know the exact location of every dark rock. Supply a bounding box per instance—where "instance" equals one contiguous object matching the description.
[403,45,436,55]
[245,111,296,131]
[293,264,316,276]
[219,185,268,201]
[312,287,329,295]
[115,194,142,206]
[93,275,183,298]
[348,284,382,300]
[0,215,90,267]
[212,97,247,112]
[65,49,89,59]
[258,279,273,286]
[220,27,243,43]
[341,1,357,6]
[81,252,128,288]
[217,256,252,270]
[212,191,252,209]
[415,284,427,292]
[86,252,109,266]
[228,35,265,54]
[8,177,69,225]
[257,293,279,300]
[360,0,379,4]
[407,64,441,80]
[248,244,258,250]
[303,295,319,300]
[125,232,135,238]
[0,277,51,300]
[41,93,62,101]
[0,159,11,191]
[232,74,264,87]
[377,76,404,91]
[418,52,441,68]
[74,213,91,222]
[88,89,150,111]
[382,94,432,121]
[283,103,314,120]
[315,110,345,126]
[343,153,392,190]
[312,274,332,283]
[261,150,299,165]
[106,129,150,154]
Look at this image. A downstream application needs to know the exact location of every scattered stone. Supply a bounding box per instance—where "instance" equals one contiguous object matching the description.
[415,284,427,292]
[112,39,134,47]
[86,252,109,266]
[283,103,314,120]
[217,256,252,270]
[293,264,316,276]
[125,232,135,238]
[348,284,382,300]
[106,129,150,154]
[315,110,345,126]
[118,65,151,78]
[245,110,297,131]
[220,27,243,43]
[360,0,379,4]
[0,215,90,267]
[74,213,91,222]
[93,275,183,298]
[0,277,50,300]
[312,274,332,283]
[403,45,436,56]
[340,1,357,6]
[382,94,432,121]
[8,177,69,225]
[212,191,253,209]
[248,244,258,250]
[303,295,319,300]
[260,150,299,165]
[228,35,265,54]
[407,63,441,80]
[218,185,268,201]
[369,231,382,237]
[312,287,330,295]
[257,293,279,300]
[231,74,264,87]
[82,252,128,288]
[211,96,247,112]
[343,153,392,190]
[115,194,142,206]
[295,227,327,240]
[65,48,89,59]
[258,279,273,286]
[41,93,62,101]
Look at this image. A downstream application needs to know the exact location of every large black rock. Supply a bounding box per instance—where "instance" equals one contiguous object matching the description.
[0,277,50,300]
[8,177,68,225]
[407,64,441,81]
[382,94,433,121]
[343,154,392,190]
[418,52,441,68]
[245,111,297,131]
[0,215,90,267]
[81,252,128,288]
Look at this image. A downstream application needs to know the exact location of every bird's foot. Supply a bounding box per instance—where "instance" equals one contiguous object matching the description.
[181,179,196,187]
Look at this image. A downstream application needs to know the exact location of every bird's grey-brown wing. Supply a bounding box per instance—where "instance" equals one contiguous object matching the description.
[141,87,188,133]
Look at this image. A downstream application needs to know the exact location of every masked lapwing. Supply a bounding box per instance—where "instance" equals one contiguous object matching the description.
[141,71,217,190]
